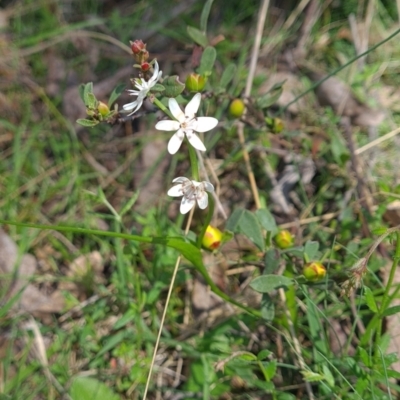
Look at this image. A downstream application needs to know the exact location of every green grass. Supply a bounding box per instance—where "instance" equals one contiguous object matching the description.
[2,0,400,399]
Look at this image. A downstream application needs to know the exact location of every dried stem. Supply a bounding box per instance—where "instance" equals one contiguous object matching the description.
[142,208,195,399]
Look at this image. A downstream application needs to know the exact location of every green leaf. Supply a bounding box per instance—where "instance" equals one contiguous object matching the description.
[119,191,140,217]
[304,241,319,261]
[257,349,272,360]
[151,83,165,93]
[264,360,277,380]
[382,305,400,317]
[187,26,208,48]
[78,83,86,103]
[86,92,98,109]
[70,376,120,400]
[264,249,280,274]
[260,293,275,320]
[108,83,126,108]
[283,246,304,258]
[76,119,99,127]
[200,0,214,32]
[198,46,216,76]
[358,347,370,367]
[83,82,94,105]
[250,275,293,293]
[322,365,335,388]
[162,75,185,98]
[301,370,325,382]
[363,286,377,313]
[256,81,284,109]
[255,208,278,235]
[220,63,236,89]
[226,208,264,250]
[96,330,127,358]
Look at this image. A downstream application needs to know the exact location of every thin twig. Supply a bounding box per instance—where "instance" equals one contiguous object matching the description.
[142,207,195,400]
[355,126,400,155]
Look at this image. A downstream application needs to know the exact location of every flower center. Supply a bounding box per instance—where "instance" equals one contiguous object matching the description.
[181,180,201,200]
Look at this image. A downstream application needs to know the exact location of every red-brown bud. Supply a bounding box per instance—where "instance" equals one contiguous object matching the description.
[130,39,146,54]
[141,62,150,72]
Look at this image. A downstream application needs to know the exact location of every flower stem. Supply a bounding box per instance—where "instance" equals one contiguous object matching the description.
[187,139,200,181]
[153,97,174,119]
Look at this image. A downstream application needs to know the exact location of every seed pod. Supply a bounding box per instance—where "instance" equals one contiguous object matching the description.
[274,230,294,249]
[202,225,223,250]
[303,262,326,282]
[229,98,245,118]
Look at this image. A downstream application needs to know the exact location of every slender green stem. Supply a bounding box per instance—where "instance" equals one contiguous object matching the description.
[153,97,174,119]
[187,140,200,181]
[281,28,400,113]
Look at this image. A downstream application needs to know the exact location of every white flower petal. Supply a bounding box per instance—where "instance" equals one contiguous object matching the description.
[168,131,185,154]
[149,61,162,86]
[180,196,196,214]
[186,132,206,152]
[167,184,184,197]
[155,120,180,131]
[195,117,218,132]
[124,99,144,115]
[196,191,209,209]
[203,182,214,192]
[172,177,189,184]
[169,98,185,122]
[123,100,139,111]
[185,93,201,117]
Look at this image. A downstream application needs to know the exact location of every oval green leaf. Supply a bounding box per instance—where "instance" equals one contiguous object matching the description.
[250,275,293,293]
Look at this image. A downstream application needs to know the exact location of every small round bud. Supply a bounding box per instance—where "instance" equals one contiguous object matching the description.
[271,117,284,133]
[185,73,206,92]
[97,101,110,117]
[130,39,146,54]
[229,98,245,118]
[274,230,294,249]
[303,262,326,282]
[202,225,223,250]
[141,62,150,71]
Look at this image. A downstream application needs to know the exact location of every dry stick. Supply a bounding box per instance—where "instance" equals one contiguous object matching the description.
[142,207,195,400]
[355,126,400,155]
[196,149,228,220]
[242,1,315,398]
[238,0,270,210]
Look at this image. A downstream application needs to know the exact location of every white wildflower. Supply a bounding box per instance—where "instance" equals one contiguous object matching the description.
[123,61,162,115]
[155,93,218,154]
[168,177,214,214]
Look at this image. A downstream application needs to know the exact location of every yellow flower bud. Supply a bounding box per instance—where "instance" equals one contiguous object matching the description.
[229,98,245,118]
[303,262,326,282]
[274,230,294,249]
[185,73,206,92]
[202,225,222,250]
[97,101,110,117]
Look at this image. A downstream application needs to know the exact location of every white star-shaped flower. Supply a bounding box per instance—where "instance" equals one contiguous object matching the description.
[122,61,162,115]
[155,93,218,155]
[168,177,214,214]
